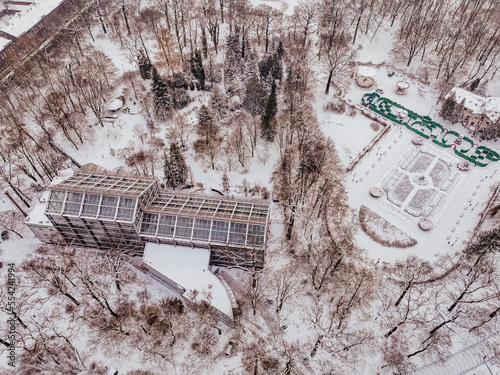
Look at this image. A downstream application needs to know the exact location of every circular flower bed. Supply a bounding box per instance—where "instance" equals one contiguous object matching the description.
[356,76,375,88]
[413,175,429,186]
[369,187,383,198]
[457,161,471,171]
[412,136,425,146]
[418,218,434,231]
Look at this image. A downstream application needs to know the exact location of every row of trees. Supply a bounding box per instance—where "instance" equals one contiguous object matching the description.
[0,244,225,373]
[0,38,122,204]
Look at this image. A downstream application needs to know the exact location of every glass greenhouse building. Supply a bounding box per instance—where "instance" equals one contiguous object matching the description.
[43,168,270,269]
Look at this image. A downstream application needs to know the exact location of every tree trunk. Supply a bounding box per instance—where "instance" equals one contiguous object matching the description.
[286,204,296,240]
[122,6,131,35]
[62,291,80,306]
[325,69,333,94]
[395,282,411,307]
[352,10,364,44]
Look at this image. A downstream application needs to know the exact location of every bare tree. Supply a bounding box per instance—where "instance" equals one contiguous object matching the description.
[0,210,26,239]
[323,32,358,94]
[246,270,266,316]
[273,265,298,313]
[228,121,248,168]
[167,113,192,150]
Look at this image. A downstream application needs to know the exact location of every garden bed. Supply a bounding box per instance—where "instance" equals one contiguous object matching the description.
[387,174,413,206]
[359,205,417,248]
[429,160,451,189]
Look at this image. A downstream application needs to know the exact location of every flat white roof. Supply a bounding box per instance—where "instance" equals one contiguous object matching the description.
[25,177,67,227]
[0,37,10,50]
[25,190,52,227]
[107,99,123,111]
[0,0,64,38]
[143,243,233,318]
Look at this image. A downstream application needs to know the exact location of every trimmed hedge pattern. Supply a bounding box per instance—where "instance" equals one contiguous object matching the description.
[361,93,500,167]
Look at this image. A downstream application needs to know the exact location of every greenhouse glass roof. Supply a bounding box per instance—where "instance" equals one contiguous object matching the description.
[44,170,271,248]
[145,193,269,223]
[140,193,270,248]
[50,173,157,198]
[46,189,139,222]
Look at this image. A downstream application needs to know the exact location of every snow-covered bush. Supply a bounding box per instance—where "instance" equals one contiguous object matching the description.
[359,205,417,248]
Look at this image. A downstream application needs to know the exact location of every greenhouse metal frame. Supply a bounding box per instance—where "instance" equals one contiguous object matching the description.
[44,170,270,269]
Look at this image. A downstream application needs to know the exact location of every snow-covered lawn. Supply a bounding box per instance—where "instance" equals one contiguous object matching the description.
[316,97,384,167]
[345,112,497,263]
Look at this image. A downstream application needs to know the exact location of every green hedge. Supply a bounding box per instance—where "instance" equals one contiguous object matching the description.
[361,93,499,167]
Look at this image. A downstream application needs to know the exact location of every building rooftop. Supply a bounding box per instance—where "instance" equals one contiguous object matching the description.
[448,87,500,123]
[145,192,269,224]
[51,172,157,198]
[143,242,233,318]
[0,0,64,38]
[25,176,67,227]
[43,167,270,250]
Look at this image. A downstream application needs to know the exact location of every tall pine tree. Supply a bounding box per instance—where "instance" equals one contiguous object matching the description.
[152,66,173,120]
[221,172,230,193]
[450,98,465,124]
[439,91,457,122]
[190,51,206,90]
[261,80,278,142]
[243,74,268,116]
[225,32,243,83]
[164,143,188,188]
[470,78,481,92]
[196,105,218,144]
[138,50,152,80]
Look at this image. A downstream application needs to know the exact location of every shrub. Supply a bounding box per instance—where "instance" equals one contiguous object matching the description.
[359,205,417,248]
[324,101,346,114]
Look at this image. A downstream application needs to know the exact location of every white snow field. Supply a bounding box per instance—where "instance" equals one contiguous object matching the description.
[1,0,500,373]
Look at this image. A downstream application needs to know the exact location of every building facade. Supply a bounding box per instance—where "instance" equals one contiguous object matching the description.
[446,87,500,132]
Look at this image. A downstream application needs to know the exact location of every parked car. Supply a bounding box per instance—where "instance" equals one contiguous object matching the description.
[1,230,8,241]
[224,341,235,357]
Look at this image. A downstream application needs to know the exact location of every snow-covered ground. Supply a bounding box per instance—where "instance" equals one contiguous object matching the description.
[346,120,497,263]
[1,0,500,373]
[143,243,233,318]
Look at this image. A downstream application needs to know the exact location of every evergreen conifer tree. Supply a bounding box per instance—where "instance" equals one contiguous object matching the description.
[439,92,457,122]
[243,50,259,81]
[470,78,481,92]
[138,51,152,80]
[261,81,278,142]
[164,152,173,185]
[243,74,268,117]
[169,143,188,188]
[270,53,283,82]
[152,66,173,120]
[225,32,243,83]
[190,51,206,90]
[277,41,285,59]
[259,53,283,82]
[450,98,465,124]
[196,105,217,144]
[222,173,230,193]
